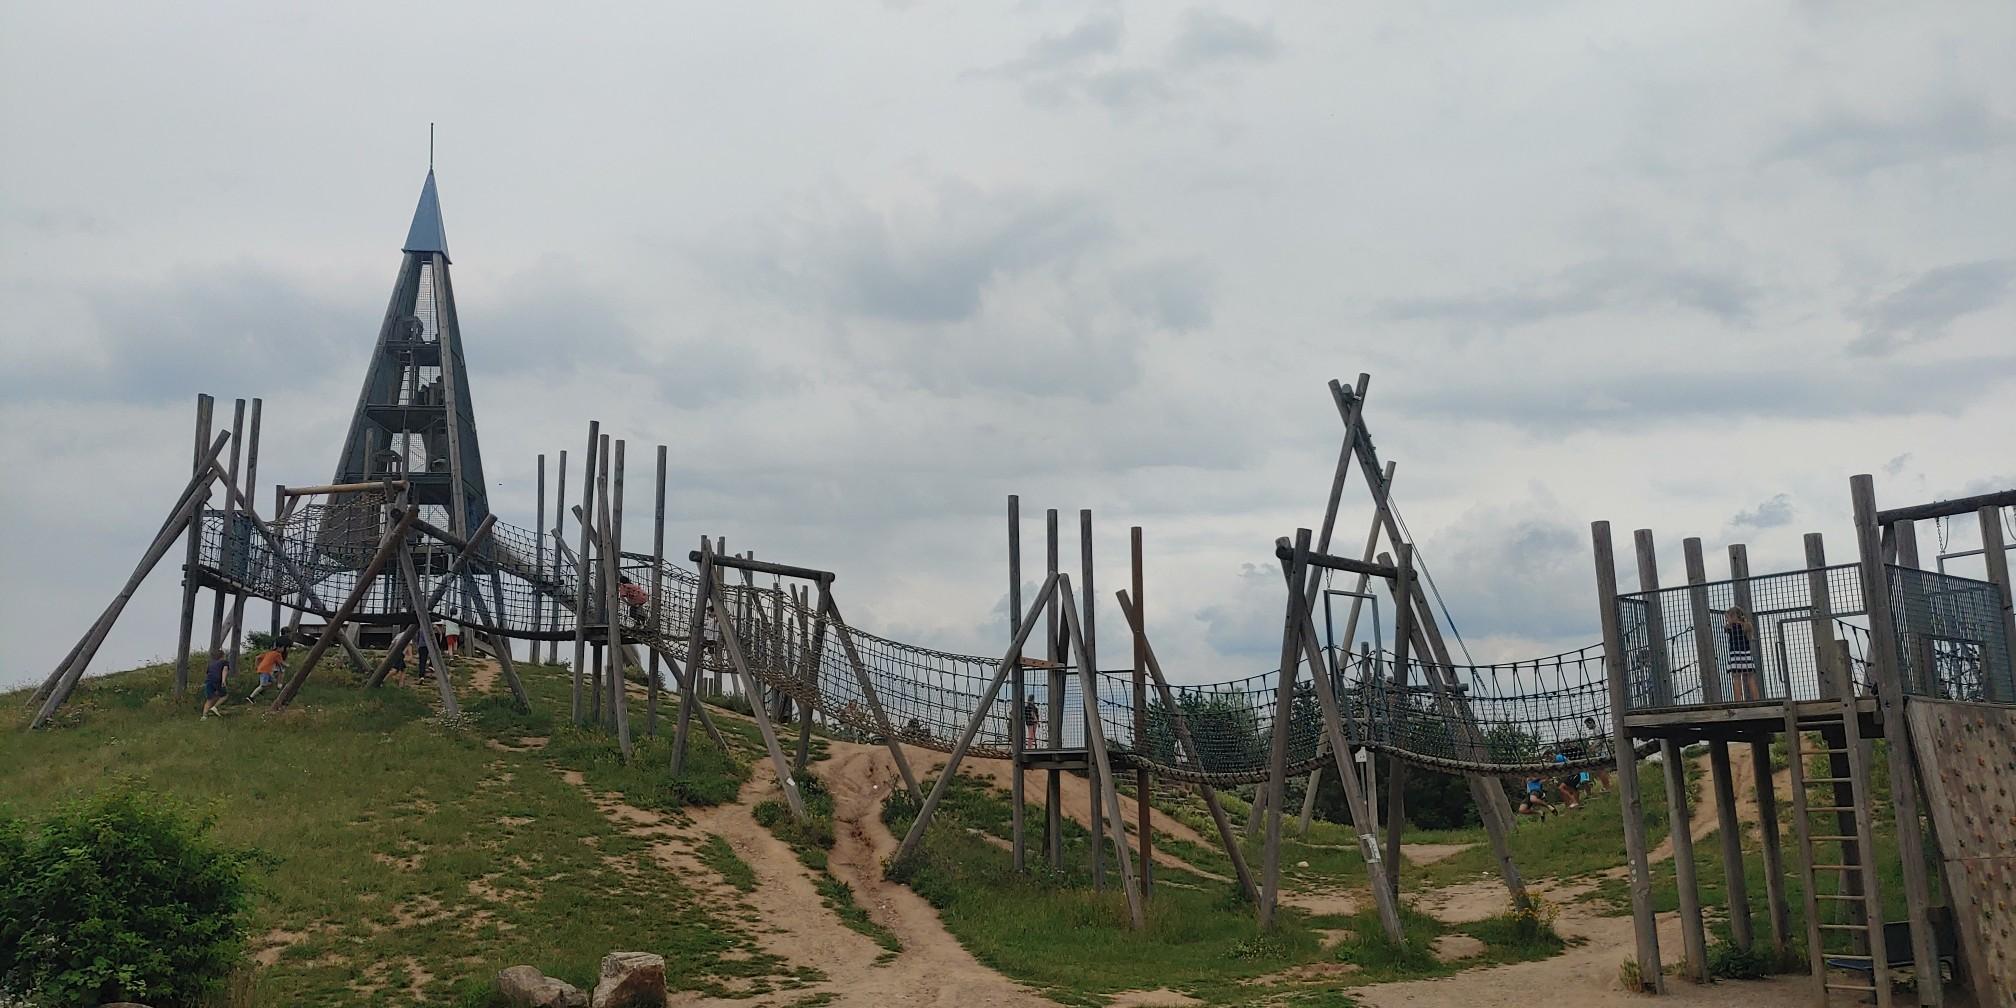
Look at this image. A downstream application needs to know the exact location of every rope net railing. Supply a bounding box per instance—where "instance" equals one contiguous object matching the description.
[202,499,1954,783]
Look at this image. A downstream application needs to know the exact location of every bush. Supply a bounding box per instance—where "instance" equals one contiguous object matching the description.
[0,789,260,1006]
[1708,940,1774,980]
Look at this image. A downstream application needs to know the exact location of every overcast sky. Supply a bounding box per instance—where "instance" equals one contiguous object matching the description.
[3,1,2012,691]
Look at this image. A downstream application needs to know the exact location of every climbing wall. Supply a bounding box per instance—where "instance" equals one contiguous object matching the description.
[1906,697,2016,1002]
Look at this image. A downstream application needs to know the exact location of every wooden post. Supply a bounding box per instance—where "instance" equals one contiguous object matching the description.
[547,448,567,665]
[672,536,709,776]
[397,547,461,717]
[269,483,286,641]
[647,446,666,736]
[173,394,215,698]
[1082,509,1104,889]
[206,398,247,671]
[607,440,633,761]
[822,591,923,801]
[1851,475,1942,1006]
[706,551,806,821]
[895,574,1060,863]
[1059,579,1145,929]
[1636,530,1707,984]
[1730,544,1791,961]
[571,424,599,723]
[1384,556,1528,910]
[1279,550,1408,941]
[534,453,546,663]
[270,508,418,709]
[1009,496,1027,872]
[366,517,498,687]
[1591,521,1665,993]
[1045,508,1064,869]
[225,398,260,678]
[1131,524,1151,896]
[1382,543,1417,907]
[1259,530,1310,929]
[791,585,816,771]
[1117,589,1256,901]
[1979,505,2016,698]
[30,434,233,727]
[1685,538,1753,952]
[1894,519,1921,569]
[596,433,614,728]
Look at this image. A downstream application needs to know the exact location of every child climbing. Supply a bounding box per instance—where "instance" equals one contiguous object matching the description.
[1724,605,1759,701]
[1518,777,1554,819]
[246,645,286,702]
[1552,751,1583,809]
[618,577,649,627]
[1023,694,1041,747]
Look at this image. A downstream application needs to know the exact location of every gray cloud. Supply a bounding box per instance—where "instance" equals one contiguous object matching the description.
[1379,256,1762,330]
[1772,95,2016,176]
[1170,9,1279,68]
[1729,494,1795,530]
[1194,562,1286,659]
[1850,259,2015,356]
[990,13,1122,78]
[1391,354,2016,433]
[1883,453,1913,476]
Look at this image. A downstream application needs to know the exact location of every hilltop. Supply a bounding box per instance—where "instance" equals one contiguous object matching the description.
[2,656,1830,1007]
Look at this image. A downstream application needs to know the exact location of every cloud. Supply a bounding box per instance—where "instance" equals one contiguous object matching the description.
[1379,256,1762,330]
[1194,561,1286,659]
[0,267,360,404]
[990,13,1122,78]
[1169,9,1279,68]
[1849,259,2015,356]
[1729,494,1795,530]
[1883,453,1913,476]
[1771,95,2016,176]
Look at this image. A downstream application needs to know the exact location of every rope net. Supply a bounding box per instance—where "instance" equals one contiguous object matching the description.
[201,499,2000,784]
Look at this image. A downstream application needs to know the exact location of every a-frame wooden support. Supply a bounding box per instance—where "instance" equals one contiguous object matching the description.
[366,516,497,686]
[695,540,809,822]
[396,545,462,718]
[1057,576,1146,928]
[270,505,419,709]
[819,587,924,802]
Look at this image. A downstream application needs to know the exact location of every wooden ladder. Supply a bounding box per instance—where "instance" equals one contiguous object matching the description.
[1785,700,1891,1007]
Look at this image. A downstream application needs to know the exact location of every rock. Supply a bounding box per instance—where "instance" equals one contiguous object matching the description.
[591,951,668,1008]
[498,965,588,1008]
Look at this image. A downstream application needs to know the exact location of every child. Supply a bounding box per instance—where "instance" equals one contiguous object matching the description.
[1022,695,1041,747]
[618,577,650,627]
[1519,777,1554,819]
[201,655,231,717]
[1725,606,1759,701]
[246,645,286,702]
[1553,751,1583,809]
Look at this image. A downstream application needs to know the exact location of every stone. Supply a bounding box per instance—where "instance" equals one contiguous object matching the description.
[591,951,668,1008]
[498,965,588,1008]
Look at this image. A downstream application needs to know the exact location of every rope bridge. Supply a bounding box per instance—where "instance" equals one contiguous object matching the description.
[203,501,1667,780]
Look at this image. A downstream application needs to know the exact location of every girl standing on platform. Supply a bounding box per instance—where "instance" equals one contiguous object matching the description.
[1724,606,1759,701]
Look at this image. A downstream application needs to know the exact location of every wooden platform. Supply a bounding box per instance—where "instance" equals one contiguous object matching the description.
[1624,697,1881,742]
[1015,747,1090,771]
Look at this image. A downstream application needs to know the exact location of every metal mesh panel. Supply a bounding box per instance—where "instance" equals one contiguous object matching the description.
[1888,565,2014,702]
[1617,564,1867,710]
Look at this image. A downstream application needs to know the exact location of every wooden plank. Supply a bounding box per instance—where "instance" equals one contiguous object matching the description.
[1851,475,1941,1006]
[1116,589,1255,902]
[1060,578,1145,929]
[1637,530,1707,983]
[1590,520,1665,993]
[1685,538,1752,951]
[895,574,1060,864]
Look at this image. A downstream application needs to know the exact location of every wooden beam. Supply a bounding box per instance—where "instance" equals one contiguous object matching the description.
[1978,505,2016,698]
[1591,521,1665,993]
[534,452,547,663]
[396,547,461,718]
[1382,543,1417,908]
[1131,524,1151,896]
[570,423,599,724]
[608,440,633,761]
[1045,508,1064,869]
[174,394,216,698]
[821,591,923,802]
[278,479,408,498]
[1730,543,1790,961]
[1059,578,1145,929]
[269,506,417,709]
[1259,530,1310,929]
[708,562,806,821]
[684,551,835,584]
[366,516,499,687]
[1116,589,1256,902]
[1636,530,1707,984]
[1009,496,1027,872]
[671,537,710,776]
[895,573,1060,864]
[547,448,567,666]
[1082,509,1104,890]
[1685,538,1752,951]
[1851,475,1943,1005]
[1876,488,2016,526]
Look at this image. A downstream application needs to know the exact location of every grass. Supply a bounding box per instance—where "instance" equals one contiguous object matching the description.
[0,655,792,1005]
[699,834,757,893]
[751,772,904,957]
[880,774,1566,1005]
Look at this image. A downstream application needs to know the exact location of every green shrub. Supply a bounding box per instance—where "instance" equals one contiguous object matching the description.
[0,789,261,1006]
[1708,940,1774,980]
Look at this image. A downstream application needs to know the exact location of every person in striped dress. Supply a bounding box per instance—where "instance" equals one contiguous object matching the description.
[1724,606,1759,701]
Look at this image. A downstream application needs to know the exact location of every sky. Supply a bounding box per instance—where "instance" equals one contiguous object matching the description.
[2,1,2012,691]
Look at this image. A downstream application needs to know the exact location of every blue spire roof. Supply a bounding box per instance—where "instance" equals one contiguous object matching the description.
[401,169,450,261]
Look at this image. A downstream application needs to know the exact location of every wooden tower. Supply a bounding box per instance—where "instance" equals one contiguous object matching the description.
[329,168,490,537]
